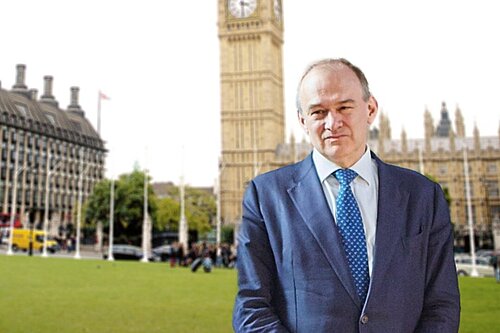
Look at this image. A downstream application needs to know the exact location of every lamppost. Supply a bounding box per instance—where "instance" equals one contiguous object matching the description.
[178,174,188,257]
[107,178,115,261]
[42,152,63,257]
[178,147,188,256]
[463,146,479,277]
[74,150,90,259]
[6,149,26,255]
[141,168,150,263]
[215,159,226,263]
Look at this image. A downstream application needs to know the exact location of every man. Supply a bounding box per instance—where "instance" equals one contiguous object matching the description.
[233,58,460,332]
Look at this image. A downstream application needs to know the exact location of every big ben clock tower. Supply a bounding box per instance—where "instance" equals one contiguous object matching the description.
[218,0,285,226]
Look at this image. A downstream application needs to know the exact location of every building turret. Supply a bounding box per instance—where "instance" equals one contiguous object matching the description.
[424,107,434,152]
[449,129,456,152]
[436,101,452,137]
[289,132,297,163]
[377,112,389,155]
[473,123,480,152]
[455,105,465,138]
[401,128,408,154]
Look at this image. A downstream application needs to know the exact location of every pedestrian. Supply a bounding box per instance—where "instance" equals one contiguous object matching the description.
[233,58,460,332]
[494,255,500,283]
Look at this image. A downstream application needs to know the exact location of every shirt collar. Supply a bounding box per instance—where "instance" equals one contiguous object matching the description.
[312,146,375,186]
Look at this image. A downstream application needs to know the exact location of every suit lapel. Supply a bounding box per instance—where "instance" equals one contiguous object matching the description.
[287,155,361,309]
[370,155,409,292]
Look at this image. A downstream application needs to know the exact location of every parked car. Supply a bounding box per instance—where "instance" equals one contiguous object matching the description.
[454,255,494,277]
[152,245,173,262]
[103,244,159,261]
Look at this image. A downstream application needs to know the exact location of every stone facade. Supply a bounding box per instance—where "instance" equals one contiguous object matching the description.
[217,2,500,250]
[0,64,106,236]
[218,0,285,225]
[371,104,500,249]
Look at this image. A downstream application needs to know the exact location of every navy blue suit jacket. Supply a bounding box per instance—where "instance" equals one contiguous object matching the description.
[233,153,460,332]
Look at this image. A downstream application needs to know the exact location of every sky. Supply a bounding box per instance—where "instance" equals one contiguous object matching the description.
[1,0,499,187]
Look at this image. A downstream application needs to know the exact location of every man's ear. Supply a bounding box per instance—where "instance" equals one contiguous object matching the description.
[297,111,308,134]
[367,96,378,125]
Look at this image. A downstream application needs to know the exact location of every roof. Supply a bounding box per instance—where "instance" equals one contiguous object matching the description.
[0,88,104,150]
[369,137,499,154]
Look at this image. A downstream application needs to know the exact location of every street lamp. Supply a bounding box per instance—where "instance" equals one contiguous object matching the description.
[6,149,27,255]
[178,147,188,256]
[178,174,188,258]
[42,152,64,257]
[74,150,90,259]
[215,158,226,263]
[107,178,115,261]
[463,146,479,277]
[141,168,150,263]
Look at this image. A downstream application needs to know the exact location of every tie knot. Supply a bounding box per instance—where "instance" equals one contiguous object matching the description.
[334,169,358,186]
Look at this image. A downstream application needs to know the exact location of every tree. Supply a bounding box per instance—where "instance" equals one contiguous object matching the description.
[425,173,451,206]
[156,197,180,231]
[84,169,157,245]
[154,185,216,237]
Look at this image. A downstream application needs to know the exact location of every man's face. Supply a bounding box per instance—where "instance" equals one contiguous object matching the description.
[298,64,378,168]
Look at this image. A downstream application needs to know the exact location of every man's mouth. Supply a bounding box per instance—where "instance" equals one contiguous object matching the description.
[323,132,346,141]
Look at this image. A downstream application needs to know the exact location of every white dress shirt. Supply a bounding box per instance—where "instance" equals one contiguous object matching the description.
[312,147,379,276]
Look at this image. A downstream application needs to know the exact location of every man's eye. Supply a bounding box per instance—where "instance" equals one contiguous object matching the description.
[311,110,326,116]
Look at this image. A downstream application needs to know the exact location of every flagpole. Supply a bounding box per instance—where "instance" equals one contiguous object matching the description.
[97,91,102,136]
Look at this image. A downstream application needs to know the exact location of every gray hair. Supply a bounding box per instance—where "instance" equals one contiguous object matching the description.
[295,58,372,114]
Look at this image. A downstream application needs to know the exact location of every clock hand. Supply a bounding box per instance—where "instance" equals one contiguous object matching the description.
[240,1,249,17]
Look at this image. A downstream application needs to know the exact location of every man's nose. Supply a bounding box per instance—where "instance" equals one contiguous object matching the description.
[324,111,342,130]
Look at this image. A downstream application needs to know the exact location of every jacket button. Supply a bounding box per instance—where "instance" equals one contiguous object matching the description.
[360,314,369,324]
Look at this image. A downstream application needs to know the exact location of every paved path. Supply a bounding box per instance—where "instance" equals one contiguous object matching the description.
[0,244,103,260]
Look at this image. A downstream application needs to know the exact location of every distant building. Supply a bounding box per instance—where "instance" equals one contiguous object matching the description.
[279,103,500,249]
[0,64,106,236]
[368,103,500,249]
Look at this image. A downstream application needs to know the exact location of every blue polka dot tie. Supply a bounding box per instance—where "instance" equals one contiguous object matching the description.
[334,169,370,304]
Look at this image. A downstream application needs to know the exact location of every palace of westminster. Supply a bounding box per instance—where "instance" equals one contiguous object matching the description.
[0,0,499,249]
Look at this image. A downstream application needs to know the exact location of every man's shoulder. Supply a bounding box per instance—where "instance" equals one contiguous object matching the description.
[253,155,312,185]
[377,158,437,188]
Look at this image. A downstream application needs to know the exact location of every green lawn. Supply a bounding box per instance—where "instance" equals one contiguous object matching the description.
[0,255,499,333]
[0,256,237,333]
[458,276,500,333]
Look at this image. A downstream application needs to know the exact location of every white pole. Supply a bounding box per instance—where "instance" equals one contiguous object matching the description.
[418,143,425,175]
[97,91,102,136]
[74,149,87,259]
[215,159,225,259]
[178,146,188,255]
[216,175,221,252]
[141,167,149,262]
[179,174,188,255]
[41,155,64,257]
[107,178,115,261]
[463,146,479,277]
[6,149,21,256]
[42,151,52,257]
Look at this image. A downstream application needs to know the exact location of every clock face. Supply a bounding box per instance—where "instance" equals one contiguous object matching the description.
[228,0,257,19]
[273,0,282,22]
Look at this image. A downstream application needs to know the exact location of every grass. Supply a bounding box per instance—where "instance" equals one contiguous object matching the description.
[0,255,237,333]
[458,276,500,333]
[0,256,499,333]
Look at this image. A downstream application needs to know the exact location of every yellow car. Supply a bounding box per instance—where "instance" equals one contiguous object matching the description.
[11,229,59,253]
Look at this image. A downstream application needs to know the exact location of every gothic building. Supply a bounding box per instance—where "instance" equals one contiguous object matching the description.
[369,103,500,249]
[0,64,106,235]
[218,0,285,225]
[218,1,499,249]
